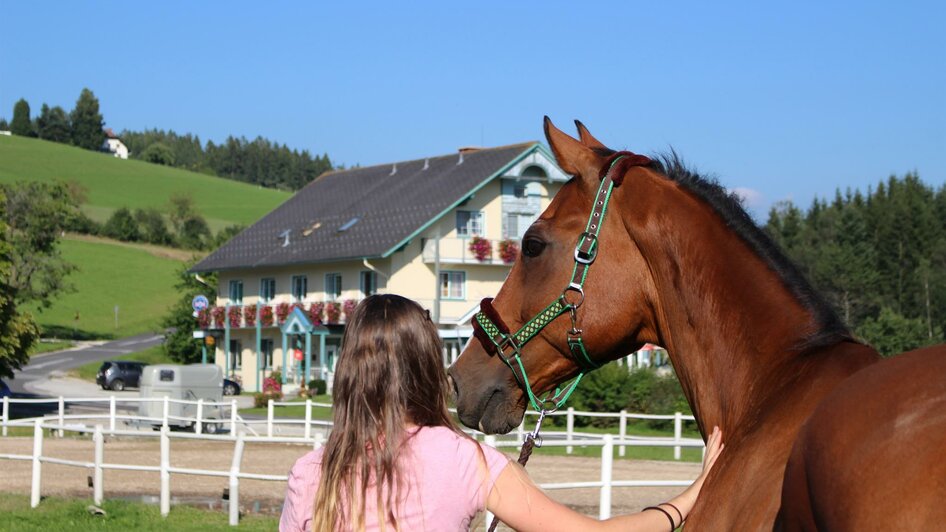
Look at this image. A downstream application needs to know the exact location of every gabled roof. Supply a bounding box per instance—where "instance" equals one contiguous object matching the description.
[190,142,543,273]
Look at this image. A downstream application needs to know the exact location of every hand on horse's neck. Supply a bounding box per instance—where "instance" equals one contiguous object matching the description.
[625,189,824,437]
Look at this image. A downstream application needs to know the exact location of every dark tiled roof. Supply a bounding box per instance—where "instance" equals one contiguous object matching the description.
[190,142,538,273]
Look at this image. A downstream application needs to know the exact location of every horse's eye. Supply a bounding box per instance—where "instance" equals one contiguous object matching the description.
[522,238,546,258]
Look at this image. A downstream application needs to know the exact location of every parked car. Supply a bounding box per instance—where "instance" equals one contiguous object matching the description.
[96,361,148,391]
[0,379,10,399]
[223,378,241,396]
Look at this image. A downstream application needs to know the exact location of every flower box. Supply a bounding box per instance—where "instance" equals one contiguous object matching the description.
[499,239,519,264]
[243,304,257,327]
[325,301,342,324]
[468,236,492,262]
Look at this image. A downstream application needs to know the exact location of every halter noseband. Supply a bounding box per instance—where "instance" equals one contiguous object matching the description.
[471,151,652,412]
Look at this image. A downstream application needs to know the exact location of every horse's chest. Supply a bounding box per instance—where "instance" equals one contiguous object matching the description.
[687,454,786,531]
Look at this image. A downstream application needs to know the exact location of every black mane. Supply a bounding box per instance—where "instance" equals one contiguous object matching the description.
[646,152,854,352]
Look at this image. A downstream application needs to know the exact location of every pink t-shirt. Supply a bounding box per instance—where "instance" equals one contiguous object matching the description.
[280,426,510,531]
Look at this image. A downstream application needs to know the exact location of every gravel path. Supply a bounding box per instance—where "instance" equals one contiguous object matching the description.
[0,436,701,522]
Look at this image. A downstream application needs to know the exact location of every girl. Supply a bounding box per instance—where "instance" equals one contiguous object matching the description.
[280,294,723,531]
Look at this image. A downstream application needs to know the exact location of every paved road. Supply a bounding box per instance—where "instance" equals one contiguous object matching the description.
[9,332,164,396]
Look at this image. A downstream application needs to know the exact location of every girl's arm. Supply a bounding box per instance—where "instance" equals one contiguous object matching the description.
[486,426,724,532]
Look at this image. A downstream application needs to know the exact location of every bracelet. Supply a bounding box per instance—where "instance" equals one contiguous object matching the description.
[661,502,684,525]
[642,506,676,531]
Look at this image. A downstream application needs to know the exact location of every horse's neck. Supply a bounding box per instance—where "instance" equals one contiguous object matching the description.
[626,192,849,434]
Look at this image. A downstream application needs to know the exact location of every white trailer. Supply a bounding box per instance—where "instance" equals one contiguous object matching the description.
[139,364,226,433]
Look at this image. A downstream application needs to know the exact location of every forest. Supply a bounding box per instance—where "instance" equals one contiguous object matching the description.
[765,172,946,355]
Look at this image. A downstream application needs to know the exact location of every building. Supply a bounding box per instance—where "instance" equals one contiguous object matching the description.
[189,142,571,392]
[102,128,129,159]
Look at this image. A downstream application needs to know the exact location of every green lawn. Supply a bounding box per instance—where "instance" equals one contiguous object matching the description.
[0,493,277,531]
[70,346,174,382]
[28,237,184,339]
[240,396,705,463]
[29,340,75,355]
[0,135,290,231]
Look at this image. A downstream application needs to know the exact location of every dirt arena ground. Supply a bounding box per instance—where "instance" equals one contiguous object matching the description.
[0,435,700,523]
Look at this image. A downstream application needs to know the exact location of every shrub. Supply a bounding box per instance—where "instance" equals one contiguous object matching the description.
[307,379,327,395]
[561,363,633,428]
[102,207,141,242]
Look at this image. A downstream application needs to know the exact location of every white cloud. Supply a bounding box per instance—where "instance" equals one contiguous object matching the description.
[728,187,765,209]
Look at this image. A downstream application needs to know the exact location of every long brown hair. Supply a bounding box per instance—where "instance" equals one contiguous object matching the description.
[312,294,456,532]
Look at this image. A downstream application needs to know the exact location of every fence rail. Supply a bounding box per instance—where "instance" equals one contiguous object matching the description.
[1,395,703,527]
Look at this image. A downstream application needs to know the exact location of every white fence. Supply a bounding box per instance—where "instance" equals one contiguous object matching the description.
[0,395,703,527]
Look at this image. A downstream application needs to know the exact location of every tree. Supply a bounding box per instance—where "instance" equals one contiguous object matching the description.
[857,307,940,357]
[161,263,216,364]
[179,215,212,250]
[70,88,105,150]
[141,142,176,166]
[36,104,71,143]
[134,208,172,245]
[168,193,196,234]
[0,182,80,308]
[213,224,245,249]
[10,98,34,137]
[102,207,141,242]
[0,118,9,131]
[0,193,41,379]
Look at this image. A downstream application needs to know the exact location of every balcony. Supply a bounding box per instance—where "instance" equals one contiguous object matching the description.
[421,237,517,266]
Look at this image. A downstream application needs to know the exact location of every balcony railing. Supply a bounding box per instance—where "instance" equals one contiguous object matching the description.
[422,237,518,266]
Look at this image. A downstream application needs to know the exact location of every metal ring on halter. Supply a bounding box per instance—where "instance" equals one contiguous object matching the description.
[563,283,585,308]
[573,232,599,264]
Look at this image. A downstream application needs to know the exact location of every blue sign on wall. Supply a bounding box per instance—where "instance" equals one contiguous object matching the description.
[192,295,210,312]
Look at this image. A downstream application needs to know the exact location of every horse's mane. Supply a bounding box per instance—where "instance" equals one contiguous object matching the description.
[645,151,854,353]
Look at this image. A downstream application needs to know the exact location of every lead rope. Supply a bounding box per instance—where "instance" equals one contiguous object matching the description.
[487,410,549,532]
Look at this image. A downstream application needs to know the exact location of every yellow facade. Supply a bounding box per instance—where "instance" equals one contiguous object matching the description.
[206,148,568,391]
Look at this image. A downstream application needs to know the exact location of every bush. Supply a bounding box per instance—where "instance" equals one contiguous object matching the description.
[102,207,141,242]
[551,363,690,429]
[307,379,327,395]
[254,392,279,408]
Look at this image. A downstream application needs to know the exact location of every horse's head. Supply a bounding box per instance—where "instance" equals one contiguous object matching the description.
[449,118,663,434]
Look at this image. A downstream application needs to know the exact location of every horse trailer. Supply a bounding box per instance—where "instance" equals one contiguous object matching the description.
[138,364,226,433]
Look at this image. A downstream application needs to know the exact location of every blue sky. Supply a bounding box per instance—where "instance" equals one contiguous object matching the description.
[1,1,943,217]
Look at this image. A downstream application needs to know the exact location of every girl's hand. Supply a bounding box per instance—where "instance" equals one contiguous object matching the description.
[695,426,724,486]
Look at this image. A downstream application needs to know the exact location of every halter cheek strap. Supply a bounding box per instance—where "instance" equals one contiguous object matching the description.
[471,151,652,413]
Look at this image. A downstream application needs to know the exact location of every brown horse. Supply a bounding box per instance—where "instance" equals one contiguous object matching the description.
[448,118,946,530]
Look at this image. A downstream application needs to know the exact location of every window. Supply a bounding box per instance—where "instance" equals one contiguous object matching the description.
[360,271,377,297]
[159,370,175,382]
[440,271,465,300]
[228,280,243,305]
[325,273,342,301]
[513,183,528,198]
[259,278,276,303]
[456,210,484,237]
[229,340,242,370]
[260,339,274,370]
[291,275,307,302]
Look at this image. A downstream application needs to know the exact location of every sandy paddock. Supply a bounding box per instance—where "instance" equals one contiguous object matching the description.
[0,436,700,521]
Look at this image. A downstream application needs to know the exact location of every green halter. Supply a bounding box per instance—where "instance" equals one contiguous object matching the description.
[471,152,649,412]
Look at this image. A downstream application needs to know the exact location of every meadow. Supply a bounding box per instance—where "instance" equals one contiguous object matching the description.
[0,135,290,231]
[28,237,186,338]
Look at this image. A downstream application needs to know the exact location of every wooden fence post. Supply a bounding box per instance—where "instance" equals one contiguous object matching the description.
[30,419,43,508]
[93,424,104,505]
[160,426,170,517]
[599,434,613,519]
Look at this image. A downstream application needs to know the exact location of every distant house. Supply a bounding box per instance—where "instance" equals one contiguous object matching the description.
[102,128,128,159]
[189,142,573,392]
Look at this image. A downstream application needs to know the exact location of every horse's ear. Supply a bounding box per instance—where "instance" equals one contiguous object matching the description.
[544,116,602,178]
[574,120,609,150]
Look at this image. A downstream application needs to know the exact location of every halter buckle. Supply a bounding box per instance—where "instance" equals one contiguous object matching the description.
[574,232,599,264]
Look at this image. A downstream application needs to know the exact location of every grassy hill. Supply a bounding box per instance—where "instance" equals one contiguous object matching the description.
[28,235,191,339]
[0,135,290,231]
